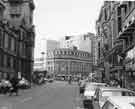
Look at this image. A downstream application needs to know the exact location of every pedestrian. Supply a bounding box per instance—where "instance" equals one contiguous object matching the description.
[9,76,19,96]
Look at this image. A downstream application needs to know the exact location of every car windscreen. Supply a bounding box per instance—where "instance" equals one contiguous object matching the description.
[86,84,105,91]
[102,90,135,96]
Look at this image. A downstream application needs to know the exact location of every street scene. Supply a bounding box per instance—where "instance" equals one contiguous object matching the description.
[0,0,135,109]
[0,81,82,109]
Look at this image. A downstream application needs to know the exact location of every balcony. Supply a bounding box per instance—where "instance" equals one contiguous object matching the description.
[118,16,135,39]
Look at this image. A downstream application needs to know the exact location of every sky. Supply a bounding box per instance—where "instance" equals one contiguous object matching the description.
[34,0,104,58]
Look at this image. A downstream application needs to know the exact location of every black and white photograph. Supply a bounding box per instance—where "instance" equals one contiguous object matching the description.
[0,0,134,109]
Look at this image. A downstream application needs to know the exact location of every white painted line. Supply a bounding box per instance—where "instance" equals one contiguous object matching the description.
[20,97,33,103]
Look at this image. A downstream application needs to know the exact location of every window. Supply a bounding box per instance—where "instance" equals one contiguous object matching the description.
[10,57,13,68]
[104,9,107,20]
[7,56,10,68]
[4,33,8,49]
[129,1,132,10]
[124,6,127,15]
[1,53,3,67]
[8,37,11,50]
[4,54,7,67]
[0,29,3,47]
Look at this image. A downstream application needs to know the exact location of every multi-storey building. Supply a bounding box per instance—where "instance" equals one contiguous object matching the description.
[96,1,135,88]
[0,0,35,81]
[60,33,95,54]
[46,48,92,78]
[60,33,96,66]
[96,1,122,81]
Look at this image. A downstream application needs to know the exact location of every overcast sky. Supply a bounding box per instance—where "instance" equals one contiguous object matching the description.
[34,0,103,58]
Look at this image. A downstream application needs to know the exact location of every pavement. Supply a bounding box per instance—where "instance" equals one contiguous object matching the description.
[0,81,84,109]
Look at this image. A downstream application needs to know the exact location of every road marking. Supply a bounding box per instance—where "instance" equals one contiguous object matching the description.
[20,97,33,103]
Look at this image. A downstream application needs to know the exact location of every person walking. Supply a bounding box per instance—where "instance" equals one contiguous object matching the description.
[9,76,19,96]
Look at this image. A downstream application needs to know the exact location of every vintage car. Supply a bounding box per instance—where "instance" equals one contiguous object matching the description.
[18,78,31,89]
[92,87,135,109]
[83,82,107,109]
[102,96,135,109]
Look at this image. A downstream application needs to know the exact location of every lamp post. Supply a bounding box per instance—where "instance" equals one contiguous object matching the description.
[41,52,45,70]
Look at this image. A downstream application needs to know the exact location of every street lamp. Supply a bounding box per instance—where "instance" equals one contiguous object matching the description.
[41,52,45,70]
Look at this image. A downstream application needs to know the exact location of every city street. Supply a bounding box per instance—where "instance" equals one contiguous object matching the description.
[0,81,83,109]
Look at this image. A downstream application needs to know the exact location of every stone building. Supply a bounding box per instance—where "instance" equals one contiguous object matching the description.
[96,1,135,88]
[46,48,92,78]
[0,0,35,81]
[60,33,96,65]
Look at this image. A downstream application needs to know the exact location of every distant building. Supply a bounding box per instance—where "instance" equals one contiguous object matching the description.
[46,48,92,77]
[46,40,60,51]
[60,33,96,65]
[34,58,44,71]
[60,33,95,54]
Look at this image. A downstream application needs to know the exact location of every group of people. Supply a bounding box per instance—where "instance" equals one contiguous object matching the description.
[0,76,20,96]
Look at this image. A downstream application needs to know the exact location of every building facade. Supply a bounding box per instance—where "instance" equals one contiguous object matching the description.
[60,33,95,54]
[96,1,135,89]
[34,58,44,71]
[60,33,96,67]
[0,0,35,81]
[46,48,92,78]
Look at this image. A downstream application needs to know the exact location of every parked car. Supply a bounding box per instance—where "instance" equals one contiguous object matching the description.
[92,87,135,109]
[18,78,31,89]
[0,79,12,94]
[79,79,88,94]
[47,78,54,83]
[83,82,107,109]
[102,96,135,109]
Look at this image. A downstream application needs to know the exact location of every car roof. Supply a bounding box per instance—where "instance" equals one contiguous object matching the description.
[107,96,135,109]
[86,82,106,86]
[98,87,133,92]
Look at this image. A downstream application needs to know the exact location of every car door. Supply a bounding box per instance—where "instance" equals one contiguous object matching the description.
[93,89,100,109]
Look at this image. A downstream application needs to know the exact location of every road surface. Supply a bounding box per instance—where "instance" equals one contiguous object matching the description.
[0,81,83,109]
